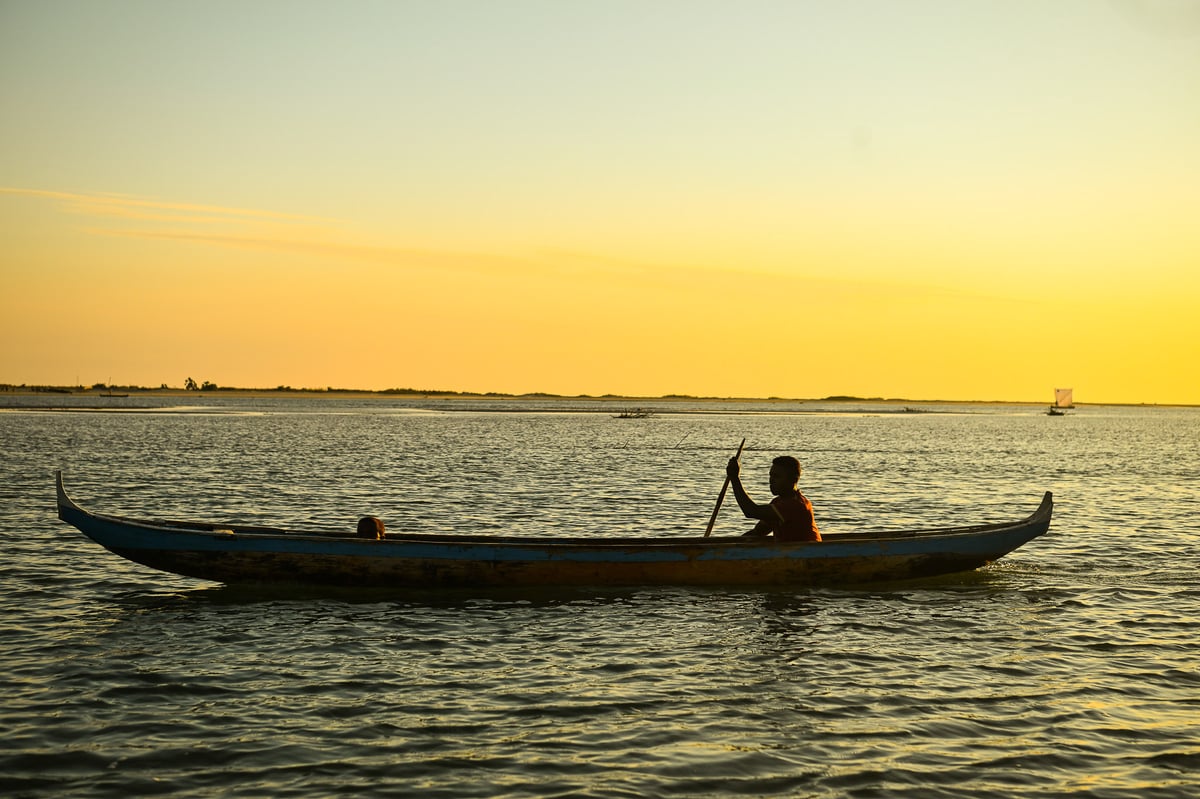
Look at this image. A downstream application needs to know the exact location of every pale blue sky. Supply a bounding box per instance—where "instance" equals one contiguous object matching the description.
[6,1,1196,219]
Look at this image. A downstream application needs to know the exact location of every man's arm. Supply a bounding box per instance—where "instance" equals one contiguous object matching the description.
[726,457,773,521]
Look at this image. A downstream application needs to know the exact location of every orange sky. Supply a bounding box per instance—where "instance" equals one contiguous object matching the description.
[2,2,1198,404]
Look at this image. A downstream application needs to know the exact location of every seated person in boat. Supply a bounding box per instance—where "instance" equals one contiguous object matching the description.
[726,455,821,542]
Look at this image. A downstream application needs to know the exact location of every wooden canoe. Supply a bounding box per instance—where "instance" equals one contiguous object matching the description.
[55,471,1052,589]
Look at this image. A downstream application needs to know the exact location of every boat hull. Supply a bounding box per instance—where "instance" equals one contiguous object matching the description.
[56,472,1052,589]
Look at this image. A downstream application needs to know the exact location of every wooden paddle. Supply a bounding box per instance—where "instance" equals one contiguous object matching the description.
[704,438,746,537]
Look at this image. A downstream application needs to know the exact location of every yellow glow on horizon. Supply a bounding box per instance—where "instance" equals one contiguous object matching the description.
[3,181,1197,404]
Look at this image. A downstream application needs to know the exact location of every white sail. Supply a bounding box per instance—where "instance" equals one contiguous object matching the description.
[1054,388,1073,408]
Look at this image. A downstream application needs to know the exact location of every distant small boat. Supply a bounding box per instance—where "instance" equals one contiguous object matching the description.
[1047,388,1073,416]
[614,408,653,419]
[55,471,1053,589]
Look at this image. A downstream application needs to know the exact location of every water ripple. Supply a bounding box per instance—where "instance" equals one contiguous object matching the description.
[2,404,1199,797]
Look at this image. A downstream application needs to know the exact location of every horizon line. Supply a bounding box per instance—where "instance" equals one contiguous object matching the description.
[4,382,1192,408]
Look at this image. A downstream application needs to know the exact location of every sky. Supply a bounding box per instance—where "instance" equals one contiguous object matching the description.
[2,0,1198,404]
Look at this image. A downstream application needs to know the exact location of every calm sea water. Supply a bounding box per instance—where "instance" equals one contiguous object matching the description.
[1,396,1197,798]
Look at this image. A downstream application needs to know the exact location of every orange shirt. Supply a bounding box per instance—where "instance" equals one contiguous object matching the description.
[770,491,821,542]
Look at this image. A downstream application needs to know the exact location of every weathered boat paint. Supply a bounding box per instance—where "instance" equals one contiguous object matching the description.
[55,471,1052,589]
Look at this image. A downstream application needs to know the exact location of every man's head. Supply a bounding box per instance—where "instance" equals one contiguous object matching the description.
[768,456,802,496]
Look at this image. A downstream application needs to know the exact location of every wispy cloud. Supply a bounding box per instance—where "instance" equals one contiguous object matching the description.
[2,185,638,279]
[0,187,329,225]
[2,185,385,265]
[94,227,537,276]
[0,186,1014,305]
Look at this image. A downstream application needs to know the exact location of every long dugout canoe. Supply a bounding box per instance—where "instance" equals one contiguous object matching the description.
[55,471,1052,589]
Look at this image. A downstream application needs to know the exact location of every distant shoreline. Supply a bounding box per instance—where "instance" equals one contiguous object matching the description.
[0,384,1193,408]
[0,384,1025,403]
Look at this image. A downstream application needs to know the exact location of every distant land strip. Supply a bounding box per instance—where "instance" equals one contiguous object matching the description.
[2,382,1192,407]
[1,382,919,402]
[2,381,1012,400]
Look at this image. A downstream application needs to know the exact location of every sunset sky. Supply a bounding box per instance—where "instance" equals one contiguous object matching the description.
[2,1,1198,404]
